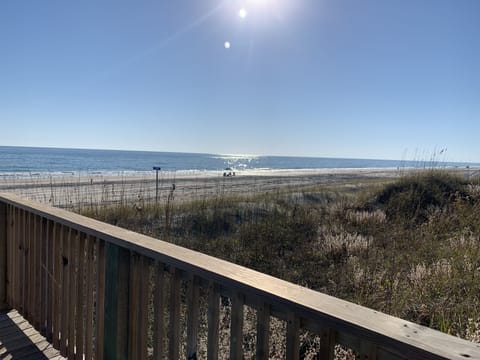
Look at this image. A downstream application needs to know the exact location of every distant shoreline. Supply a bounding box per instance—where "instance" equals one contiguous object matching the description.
[1,167,478,209]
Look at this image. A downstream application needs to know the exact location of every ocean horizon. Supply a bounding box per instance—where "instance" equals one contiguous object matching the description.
[0,146,478,179]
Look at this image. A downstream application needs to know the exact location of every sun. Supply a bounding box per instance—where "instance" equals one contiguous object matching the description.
[238,8,247,19]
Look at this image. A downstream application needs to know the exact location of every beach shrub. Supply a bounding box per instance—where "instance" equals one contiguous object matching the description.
[366,171,468,224]
[77,170,480,344]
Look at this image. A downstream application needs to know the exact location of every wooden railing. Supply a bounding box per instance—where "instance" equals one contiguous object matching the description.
[0,192,479,360]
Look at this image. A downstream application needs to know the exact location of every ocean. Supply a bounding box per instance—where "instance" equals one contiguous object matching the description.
[0,146,477,179]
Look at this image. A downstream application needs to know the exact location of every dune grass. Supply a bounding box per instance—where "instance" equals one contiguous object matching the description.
[80,170,480,344]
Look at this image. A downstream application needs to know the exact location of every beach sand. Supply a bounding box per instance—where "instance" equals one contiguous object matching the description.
[0,167,475,208]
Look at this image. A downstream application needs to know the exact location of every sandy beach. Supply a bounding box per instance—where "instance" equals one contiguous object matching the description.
[0,167,477,209]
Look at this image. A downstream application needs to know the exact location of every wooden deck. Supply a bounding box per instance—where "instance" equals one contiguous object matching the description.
[0,310,64,360]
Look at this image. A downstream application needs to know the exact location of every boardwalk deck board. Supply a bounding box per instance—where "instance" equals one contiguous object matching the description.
[0,310,65,359]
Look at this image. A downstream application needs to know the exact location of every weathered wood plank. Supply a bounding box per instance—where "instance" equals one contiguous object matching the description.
[286,312,300,360]
[169,267,181,360]
[34,215,42,331]
[6,205,13,308]
[0,202,8,311]
[52,222,61,349]
[75,232,86,359]
[256,302,270,360]
[186,275,200,360]
[23,211,31,321]
[230,293,244,360]
[139,255,150,360]
[68,229,77,358]
[361,340,378,360]
[20,209,26,316]
[128,252,139,359]
[207,282,220,360]
[153,261,165,360]
[84,235,95,360]
[46,219,53,342]
[59,226,69,356]
[95,238,106,360]
[0,309,66,360]
[40,217,47,335]
[104,242,130,360]
[13,207,20,312]
[319,328,336,360]
[27,212,35,324]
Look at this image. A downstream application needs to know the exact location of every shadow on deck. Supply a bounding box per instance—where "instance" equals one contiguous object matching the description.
[0,310,64,359]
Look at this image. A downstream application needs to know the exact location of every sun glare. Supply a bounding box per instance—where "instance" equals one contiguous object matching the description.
[224,41,231,49]
[238,8,248,19]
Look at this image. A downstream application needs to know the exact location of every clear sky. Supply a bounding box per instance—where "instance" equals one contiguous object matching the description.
[1,0,479,161]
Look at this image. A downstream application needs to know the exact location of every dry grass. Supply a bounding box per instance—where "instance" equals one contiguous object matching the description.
[75,170,480,357]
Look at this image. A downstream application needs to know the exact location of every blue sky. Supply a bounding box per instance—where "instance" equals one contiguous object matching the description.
[1,0,479,161]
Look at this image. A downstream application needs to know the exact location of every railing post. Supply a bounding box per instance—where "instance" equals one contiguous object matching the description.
[0,201,7,311]
[104,242,131,360]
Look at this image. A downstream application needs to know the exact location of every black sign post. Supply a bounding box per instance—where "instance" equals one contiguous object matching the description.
[153,166,161,202]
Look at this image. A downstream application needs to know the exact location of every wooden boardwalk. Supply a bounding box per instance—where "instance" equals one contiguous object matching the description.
[0,310,64,360]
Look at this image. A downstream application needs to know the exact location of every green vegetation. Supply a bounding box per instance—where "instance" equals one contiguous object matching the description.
[80,170,480,343]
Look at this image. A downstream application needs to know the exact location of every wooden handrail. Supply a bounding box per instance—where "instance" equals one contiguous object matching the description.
[1,192,479,359]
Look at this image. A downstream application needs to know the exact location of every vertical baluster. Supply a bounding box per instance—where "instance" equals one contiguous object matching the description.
[23,211,30,320]
[96,238,106,360]
[128,252,139,359]
[40,217,48,334]
[186,276,200,360]
[360,340,377,360]
[85,235,95,360]
[207,282,220,360]
[6,205,13,307]
[27,212,35,322]
[20,209,26,315]
[76,233,86,359]
[230,293,244,360]
[320,328,336,360]
[46,219,54,342]
[286,313,300,360]
[68,229,78,358]
[16,208,21,312]
[104,242,131,360]
[153,261,165,360]
[0,201,7,311]
[139,255,150,360]
[256,302,270,359]
[60,226,70,356]
[13,207,19,311]
[53,223,62,349]
[169,267,181,360]
[34,215,42,330]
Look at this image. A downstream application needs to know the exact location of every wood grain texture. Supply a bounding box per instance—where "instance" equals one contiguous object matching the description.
[256,302,270,360]
[95,238,106,360]
[0,309,66,359]
[0,202,8,311]
[186,275,200,360]
[207,282,220,360]
[104,242,130,360]
[229,292,244,360]
[169,267,181,360]
[153,261,165,360]
[286,312,300,360]
[84,235,95,360]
